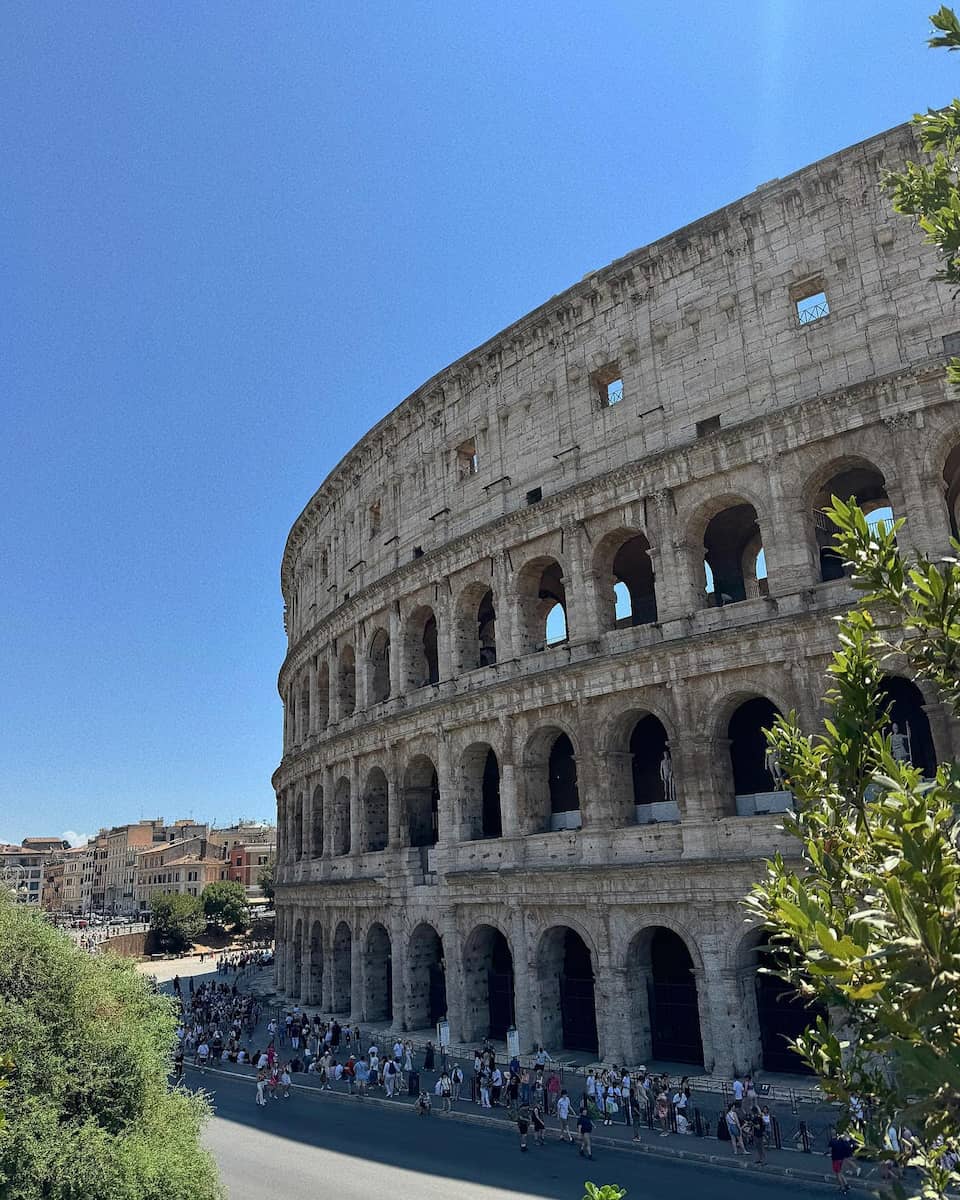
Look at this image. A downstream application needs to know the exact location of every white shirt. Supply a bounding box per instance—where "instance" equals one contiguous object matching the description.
[557,1096,570,1119]
[732,1080,744,1101]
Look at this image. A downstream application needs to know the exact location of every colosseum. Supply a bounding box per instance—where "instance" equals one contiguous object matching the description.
[272,121,960,1078]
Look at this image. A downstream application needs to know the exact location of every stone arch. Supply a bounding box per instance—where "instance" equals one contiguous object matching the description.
[403,754,439,847]
[692,495,766,606]
[364,922,392,1022]
[460,742,502,840]
[723,695,788,815]
[880,674,938,776]
[332,775,351,856]
[406,921,446,1029]
[403,604,439,689]
[608,708,677,825]
[307,919,323,1005]
[332,920,352,1014]
[361,765,389,852]
[338,645,356,717]
[805,456,894,582]
[367,627,391,704]
[536,924,598,1054]
[515,555,568,653]
[736,928,822,1075]
[593,528,658,630]
[520,723,581,834]
[461,923,516,1041]
[453,581,497,673]
[627,925,704,1066]
[310,783,324,857]
[944,441,960,540]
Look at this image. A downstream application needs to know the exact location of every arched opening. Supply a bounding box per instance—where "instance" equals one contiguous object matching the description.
[644,928,704,1065]
[364,923,392,1022]
[308,920,323,1005]
[404,755,439,847]
[310,784,324,857]
[404,606,440,689]
[744,932,823,1074]
[600,532,658,628]
[537,927,597,1054]
[629,714,678,823]
[516,557,568,653]
[332,921,352,1014]
[316,661,330,730]
[703,502,765,606]
[944,444,960,540]
[294,794,304,862]
[462,925,515,1042]
[549,733,580,830]
[460,744,502,840]
[338,645,356,716]
[813,461,893,582]
[880,675,937,776]
[333,776,351,856]
[728,697,790,815]
[407,923,446,1029]
[362,767,389,852]
[453,584,498,673]
[292,917,303,1000]
[368,627,391,704]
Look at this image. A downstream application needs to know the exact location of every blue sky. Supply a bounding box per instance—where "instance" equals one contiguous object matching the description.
[0,2,955,845]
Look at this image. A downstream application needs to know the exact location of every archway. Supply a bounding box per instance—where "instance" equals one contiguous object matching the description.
[332,921,352,1014]
[743,932,823,1074]
[812,460,893,581]
[515,556,567,653]
[404,606,439,689]
[629,713,674,822]
[521,726,580,834]
[364,923,392,1022]
[407,923,446,1029]
[454,584,498,672]
[549,733,580,830]
[944,443,960,540]
[728,697,787,812]
[703,502,764,606]
[462,924,515,1041]
[537,926,597,1054]
[311,784,324,857]
[597,531,658,629]
[333,776,351,856]
[368,628,391,703]
[308,920,323,1005]
[460,743,502,840]
[362,767,389,852]
[880,676,937,776]
[404,755,439,847]
[338,645,356,716]
[629,927,703,1065]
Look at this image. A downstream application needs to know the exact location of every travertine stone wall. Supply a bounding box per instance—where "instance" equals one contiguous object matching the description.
[273,123,960,1075]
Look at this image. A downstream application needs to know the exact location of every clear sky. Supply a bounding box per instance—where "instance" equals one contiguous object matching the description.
[1,2,955,845]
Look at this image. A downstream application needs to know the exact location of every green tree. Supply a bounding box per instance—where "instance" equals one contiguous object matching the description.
[149,891,204,954]
[256,858,275,902]
[0,894,221,1200]
[200,880,248,931]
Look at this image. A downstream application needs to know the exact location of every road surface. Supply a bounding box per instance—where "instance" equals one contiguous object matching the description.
[199,1071,835,1200]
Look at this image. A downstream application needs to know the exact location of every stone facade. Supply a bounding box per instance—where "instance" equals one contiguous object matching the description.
[272,123,960,1076]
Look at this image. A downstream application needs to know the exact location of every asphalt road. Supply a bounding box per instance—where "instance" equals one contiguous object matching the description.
[199,1072,834,1200]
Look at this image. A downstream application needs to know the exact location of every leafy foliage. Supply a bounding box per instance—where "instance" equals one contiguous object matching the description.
[582,1186,626,1200]
[149,891,204,954]
[200,880,248,931]
[748,500,960,1199]
[0,894,221,1200]
[256,858,275,902]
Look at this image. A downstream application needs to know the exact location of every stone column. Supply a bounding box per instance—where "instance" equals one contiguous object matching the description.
[886,417,950,558]
[389,919,407,1032]
[308,657,319,736]
[388,605,403,698]
[322,765,335,858]
[595,963,629,1064]
[650,489,702,620]
[387,744,405,849]
[435,586,453,684]
[575,751,614,830]
[562,523,600,644]
[492,553,516,662]
[299,916,311,1006]
[350,755,362,854]
[440,914,464,1041]
[354,625,369,711]
[329,645,342,725]
[758,454,818,596]
[498,718,520,837]
[321,924,334,1013]
[697,960,756,1078]
[350,923,364,1020]
[435,735,454,846]
[511,945,536,1055]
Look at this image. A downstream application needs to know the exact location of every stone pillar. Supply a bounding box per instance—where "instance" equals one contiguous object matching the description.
[354,625,369,711]
[672,732,732,820]
[595,964,629,1064]
[924,701,960,764]
[321,924,334,1013]
[511,945,536,1054]
[499,718,520,837]
[389,919,407,1032]
[886,417,950,558]
[308,658,319,736]
[492,553,516,662]
[299,916,311,1006]
[440,914,464,1041]
[575,751,613,830]
[389,605,403,698]
[322,765,335,858]
[329,645,342,725]
[350,923,364,1019]
[693,967,719,1075]
[650,489,701,620]
[562,523,600,644]
[435,735,454,846]
[698,960,756,1078]
[387,745,405,849]
[758,454,818,596]
[350,756,362,854]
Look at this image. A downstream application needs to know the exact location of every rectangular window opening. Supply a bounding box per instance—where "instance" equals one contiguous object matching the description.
[526,486,543,505]
[696,415,721,438]
[412,545,424,559]
[369,501,381,539]
[592,363,623,409]
[795,288,830,326]
[456,438,479,479]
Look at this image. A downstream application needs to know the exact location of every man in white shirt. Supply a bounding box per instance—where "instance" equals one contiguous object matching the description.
[556,1090,573,1142]
[732,1076,744,1110]
[196,1041,210,1072]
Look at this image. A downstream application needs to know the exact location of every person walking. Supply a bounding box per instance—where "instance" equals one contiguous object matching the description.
[451,1062,463,1103]
[749,1106,766,1164]
[531,1103,546,1146]
[577,1107,594,1160]
[725,1103,746,1155]
[255,1071,266,1107]
[517,1104,531,1152]
[439,1070,452,1112]
[828,1130,857,1194]
[557,1089,573,1142]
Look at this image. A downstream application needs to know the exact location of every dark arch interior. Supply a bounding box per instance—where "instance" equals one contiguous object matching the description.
[880,676,937,776]
[752,934,823,1074]
[649,929,703,1065]
[613,535,658,626]
[478,589,497,667]
[408,925,446,1028]
[815,464,890,581]
[423,615,439,685]
[369,629,391,703]
[944,445,960,541]
[364,923,392,1023]
[406,760,440,847]
[630,714,669,807]
[729,697,782,794]
[464,926,515,1041]
[704,503,761,606]
[548,733,579,814]
[481,748,502,838]
[559,929,597,1053]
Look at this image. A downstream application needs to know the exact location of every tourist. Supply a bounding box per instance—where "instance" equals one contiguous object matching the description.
[557,1089,573,1142]
[451,1062,464,1102]
[517,1104,531,1152]
[732,1075,744,1110]
[577,1106,594,1159]
[280,1065,292,1098]
[355,1057,369,1097]
[531,1103,546,1146]
[725,1103,745,1155]
[750,1106,766,1163]
[424,1041,436,1072]
[255,1071,266,1107]
[384,1057,397,1098]
[490,1064,503,1106]
[439,1070,452,1112]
